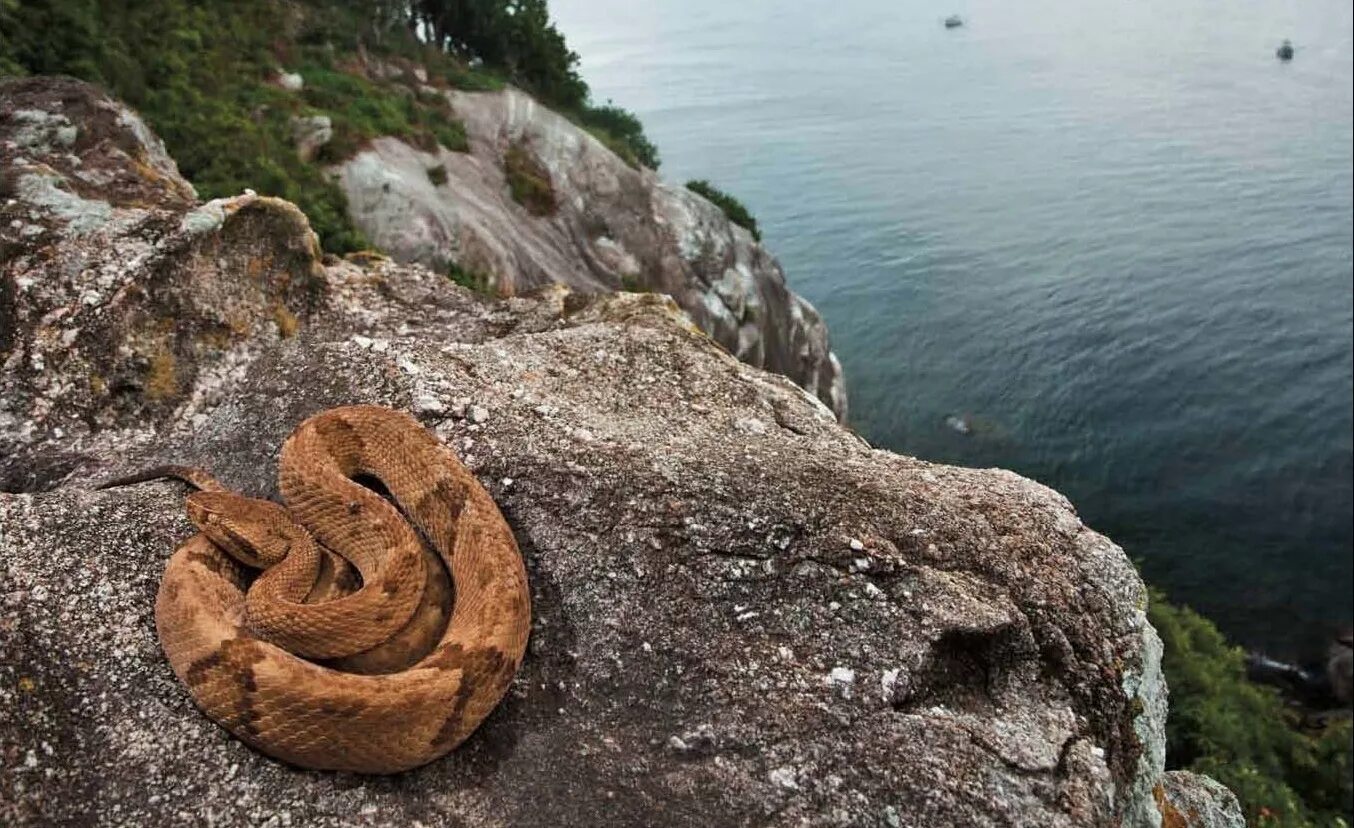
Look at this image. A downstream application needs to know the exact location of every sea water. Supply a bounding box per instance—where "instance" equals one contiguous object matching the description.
[553,0,1354,658]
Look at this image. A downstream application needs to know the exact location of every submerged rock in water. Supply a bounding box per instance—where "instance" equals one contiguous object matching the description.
[0,75,1238,827]
[945,414,972,435]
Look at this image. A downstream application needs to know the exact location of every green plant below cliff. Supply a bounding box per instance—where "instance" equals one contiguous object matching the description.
[574,103,660,169]
[1151,590,1353,827]
[504,140,556,216]
[686,179,762,241]
[446,260,493,294]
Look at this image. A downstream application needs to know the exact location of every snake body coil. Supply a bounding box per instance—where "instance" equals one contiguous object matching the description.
[143,405,530,773]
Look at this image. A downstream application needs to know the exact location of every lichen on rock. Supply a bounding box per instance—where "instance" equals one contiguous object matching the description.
[0,76,1239,827]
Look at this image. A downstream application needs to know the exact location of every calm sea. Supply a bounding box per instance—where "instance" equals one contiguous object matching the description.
[551,0,1354,658]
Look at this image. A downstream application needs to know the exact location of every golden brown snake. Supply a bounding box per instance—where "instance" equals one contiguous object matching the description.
[102,405,530,773]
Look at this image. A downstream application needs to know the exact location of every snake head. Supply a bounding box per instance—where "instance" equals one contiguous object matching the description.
[185,492,298,569]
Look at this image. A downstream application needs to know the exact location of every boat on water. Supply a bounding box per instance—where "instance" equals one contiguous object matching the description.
[1276,39,1294,60]
[944,14,963,29]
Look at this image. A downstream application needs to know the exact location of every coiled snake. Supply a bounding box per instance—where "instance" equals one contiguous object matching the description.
[102,405,530,773]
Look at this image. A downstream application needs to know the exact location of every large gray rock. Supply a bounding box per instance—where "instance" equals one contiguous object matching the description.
[334,83,847,420]
[1156,772,1246,828]
[1,76,1233,827]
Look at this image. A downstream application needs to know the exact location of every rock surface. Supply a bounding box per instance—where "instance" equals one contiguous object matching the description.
[1156,772,1245,828]
[291,114,333,163]
[0,77,1234,827]
[333,83,847,420]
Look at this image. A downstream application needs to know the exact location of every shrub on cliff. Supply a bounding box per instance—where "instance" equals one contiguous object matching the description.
[1151,591,1353,826]
[575,103,660,169]
[504,140,557,216]
[372,0,661,169]
[0,0,661,251]
[0,0,370,251]
[687,180,762,241]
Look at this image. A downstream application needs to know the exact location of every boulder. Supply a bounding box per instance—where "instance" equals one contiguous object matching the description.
[333,85,847,420]
[291,114,333,163]
[1156,772,1245,828]
[1,76,1235,827]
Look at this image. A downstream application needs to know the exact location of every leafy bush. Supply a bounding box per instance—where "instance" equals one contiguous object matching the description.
[571,103,659,170]
[406,0,659,169]
[1151,590,1353,827]
[300,61,469,158]
[503,141,556,216]
[686,179,762,241]
[1,0,660,247]
[446,261,492,294]
[0,0,375,251]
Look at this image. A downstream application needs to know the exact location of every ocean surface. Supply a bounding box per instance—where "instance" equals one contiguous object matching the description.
[550,0,1354,658]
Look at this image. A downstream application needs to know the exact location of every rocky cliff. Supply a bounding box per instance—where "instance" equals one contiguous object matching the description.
[0,77,1239,827]
[329,64,846,420]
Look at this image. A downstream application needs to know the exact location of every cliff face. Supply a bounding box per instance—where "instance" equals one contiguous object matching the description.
[0,77,1240,828]
[333,81,847,420]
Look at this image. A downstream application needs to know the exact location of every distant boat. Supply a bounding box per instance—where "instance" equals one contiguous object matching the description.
[1276,39,1294,61]
[944,14,964,29]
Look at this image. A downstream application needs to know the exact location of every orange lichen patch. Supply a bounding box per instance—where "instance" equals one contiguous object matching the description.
[225,309,253,336]
[246,256,270,282]
[88,373,107,395]
[131,157,166,185]
[1154,783,1192,828]
[344,250,390,267]
[17,676,36,693]
[272,303,300,339]
[145,347,178,401]
[198,328,234,350]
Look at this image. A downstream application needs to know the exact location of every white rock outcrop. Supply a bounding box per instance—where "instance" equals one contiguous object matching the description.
[334,86,847,419]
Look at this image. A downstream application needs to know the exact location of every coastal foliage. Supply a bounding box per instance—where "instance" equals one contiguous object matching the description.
[0,0,660,251]
[446,260,493,294]
[686,179,762,241]
[1151,591,1353,827]
[503,140,557,216]
[402,0,659,168]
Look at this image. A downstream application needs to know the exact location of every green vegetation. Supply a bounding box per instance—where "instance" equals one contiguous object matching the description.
[446,260,492,294]
[12,13,1346,824]
[297,64,469,162]
[0,0,659,252]
[1151,590,1353,827]
[426,163,449,186]
[575,103,660,170]
[406,0,658,168]
[503,140,555,216]
[686,179,761,241]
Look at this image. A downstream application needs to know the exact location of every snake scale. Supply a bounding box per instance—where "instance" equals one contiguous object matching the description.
[103,405,531,773]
